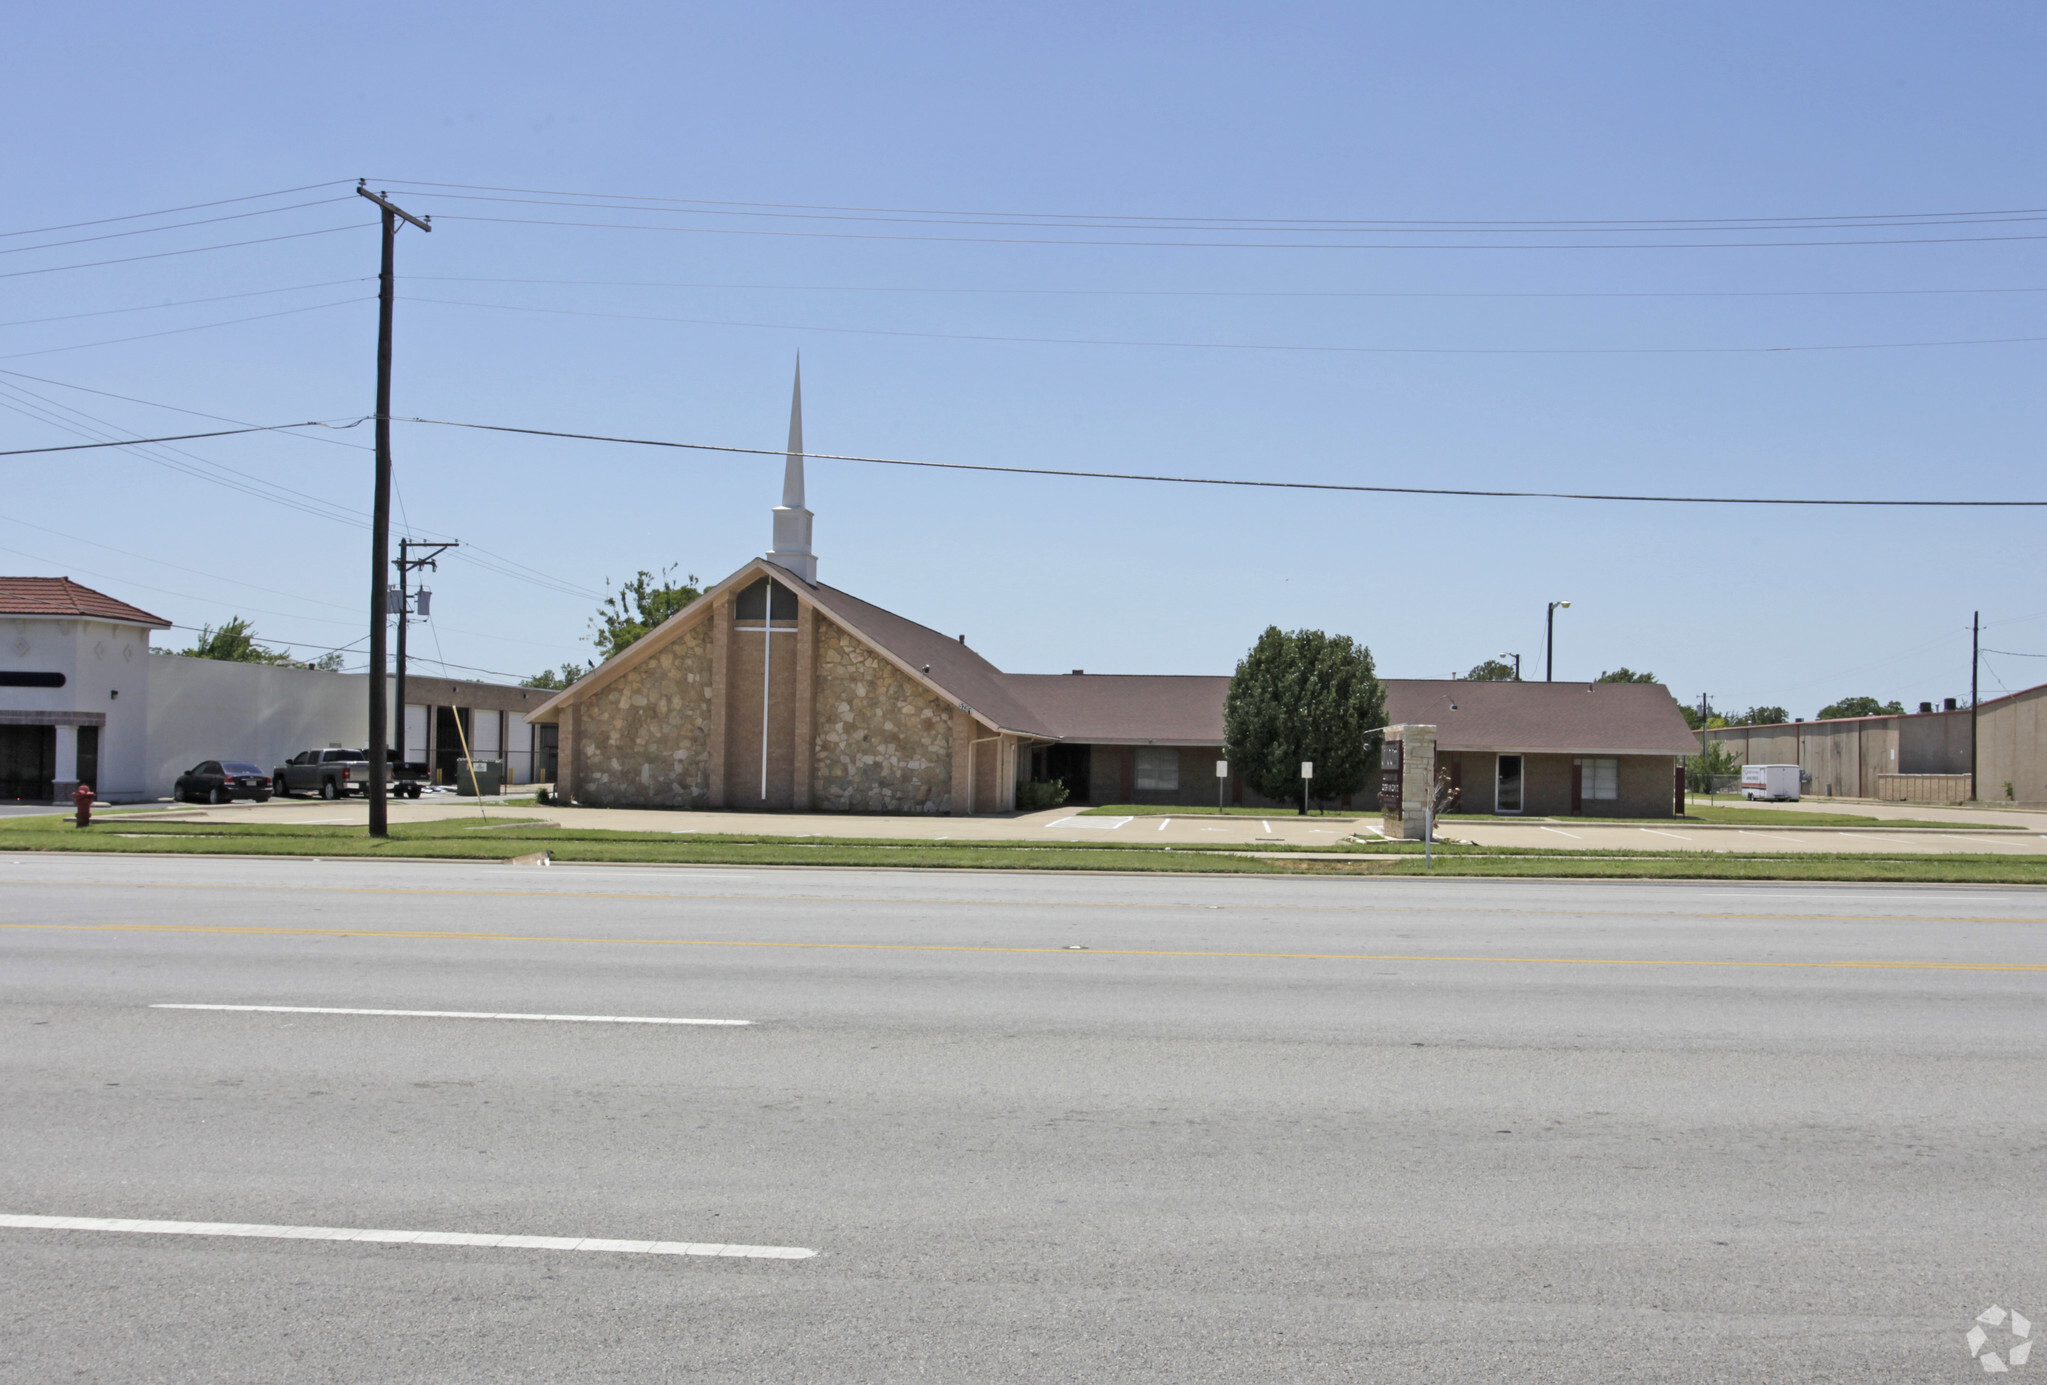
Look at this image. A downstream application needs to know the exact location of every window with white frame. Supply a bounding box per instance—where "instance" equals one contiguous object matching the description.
[1578,757,1618,801]
[1135,747,1180,791]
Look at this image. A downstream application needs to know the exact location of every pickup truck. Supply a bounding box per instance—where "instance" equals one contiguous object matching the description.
[272,748,428,800]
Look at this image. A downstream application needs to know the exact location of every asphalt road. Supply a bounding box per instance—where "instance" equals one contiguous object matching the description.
[2,855,2042,1383]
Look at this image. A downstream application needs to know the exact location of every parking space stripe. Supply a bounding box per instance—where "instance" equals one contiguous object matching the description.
[149,1004,750,1025]
[0,1214,813,1258]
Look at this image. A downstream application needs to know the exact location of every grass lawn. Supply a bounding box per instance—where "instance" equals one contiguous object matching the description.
[2,813,2043,883]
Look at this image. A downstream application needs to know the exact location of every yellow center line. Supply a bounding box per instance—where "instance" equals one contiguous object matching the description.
[2,878,2043,928]
[3,921,2042,972]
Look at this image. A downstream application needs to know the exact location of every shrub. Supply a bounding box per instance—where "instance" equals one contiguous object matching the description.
[1016,779,1069,812]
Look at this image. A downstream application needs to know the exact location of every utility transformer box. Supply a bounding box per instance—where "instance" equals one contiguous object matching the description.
[1740,764,1803,802]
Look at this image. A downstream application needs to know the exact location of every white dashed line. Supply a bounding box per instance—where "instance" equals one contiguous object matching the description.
[1157,818,1171,831]
[1639,829,1691,841]
[151,1005,750,1026]
[0,1214,813,1259]
[1045,816,1132,830]
[1539,826,1582,839]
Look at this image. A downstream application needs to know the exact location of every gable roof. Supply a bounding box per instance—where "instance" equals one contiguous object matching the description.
[0,577,170,628]
[528,561,1697,755]
[1383,679,1700,755]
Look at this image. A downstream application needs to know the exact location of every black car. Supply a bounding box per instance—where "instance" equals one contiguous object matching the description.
[174,760,273,804]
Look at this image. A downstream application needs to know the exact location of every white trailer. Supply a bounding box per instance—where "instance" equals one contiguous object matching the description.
[1740,763,1803,801]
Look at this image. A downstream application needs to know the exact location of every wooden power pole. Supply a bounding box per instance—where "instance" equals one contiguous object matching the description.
[356,183,430,838]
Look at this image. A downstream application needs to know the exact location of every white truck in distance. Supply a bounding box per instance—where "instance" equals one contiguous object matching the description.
[1740,764,1803,801]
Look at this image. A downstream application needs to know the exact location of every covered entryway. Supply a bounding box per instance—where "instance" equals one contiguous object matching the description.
[0,724,55,802]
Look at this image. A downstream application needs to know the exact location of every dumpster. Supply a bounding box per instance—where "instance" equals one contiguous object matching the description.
[455,758,502,796]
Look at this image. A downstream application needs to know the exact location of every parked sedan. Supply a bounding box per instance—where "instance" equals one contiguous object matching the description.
[174,760,273,804]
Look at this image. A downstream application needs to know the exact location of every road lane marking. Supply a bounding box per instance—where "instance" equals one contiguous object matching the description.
[1738,831,1805,844]
[1837,833,1912,846]
[0,1214,812,1258]
[1540,827,1582,839]
[1044,816,1132,830]
[150,1004,750,1025]
[1157,819,1171,831]
[6,922,2041,972]
[1640,829,1691,841]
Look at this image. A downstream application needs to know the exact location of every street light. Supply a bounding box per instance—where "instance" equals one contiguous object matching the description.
[1499,651,1521,681]
[1545,601,1571,682]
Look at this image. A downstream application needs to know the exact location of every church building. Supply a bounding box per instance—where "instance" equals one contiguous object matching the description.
[528,369,1699,816]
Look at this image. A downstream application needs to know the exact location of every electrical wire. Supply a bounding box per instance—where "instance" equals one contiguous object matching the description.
[0,196,358,258]
[0,222,372,282]
[400,415,2047,508]
[0,296,371,361]
[374,179,2047,230]
[0,278,369,329]
[0,512,362,614]
[0,180,353,241]
[404,292,2047,357]
[429,211,2047,252]
[0,367,373,450]
[405,272,2047,301]
[0,418,365,456]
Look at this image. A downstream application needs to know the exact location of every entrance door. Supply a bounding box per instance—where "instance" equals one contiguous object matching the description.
[76,726,99,793]
[1496,754,1524,813]
[0,725,55,801]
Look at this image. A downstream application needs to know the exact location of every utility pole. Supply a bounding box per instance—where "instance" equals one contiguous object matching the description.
[393,539,455,772]
[1499,651,1521,681]
[356,182,430,838]
[1971,610,1980,801]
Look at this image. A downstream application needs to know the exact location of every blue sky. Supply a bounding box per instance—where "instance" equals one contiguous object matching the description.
[4,1,2042,715]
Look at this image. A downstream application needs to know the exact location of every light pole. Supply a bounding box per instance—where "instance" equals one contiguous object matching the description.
[1499,651,1521,681]
[1544,601,1571,682]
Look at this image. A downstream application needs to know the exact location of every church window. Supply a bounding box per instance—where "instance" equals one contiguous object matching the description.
[1135,747,1179,792]
[736,578,798,621]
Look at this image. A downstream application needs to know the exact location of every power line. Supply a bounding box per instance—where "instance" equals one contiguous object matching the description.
[0,418,365,456]
[0,278,369,329]
[401,414,2047,509]
[405,292,2047,357]
[0,196,357,258]
[0,180,353,241]
[375,178,2047,230]
[0,296,370,361]
[431,211,2047,252]
[0,367,373,449]
[406,272,2047,301]
[0,222,371,282]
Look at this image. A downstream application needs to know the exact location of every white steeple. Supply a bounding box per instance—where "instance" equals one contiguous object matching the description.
[767,355,816,583]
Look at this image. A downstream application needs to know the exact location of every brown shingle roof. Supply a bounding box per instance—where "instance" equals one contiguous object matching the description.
[805,574,1058,736]
[1383,679,1699,755]
[0,577,169,627]
[1004,674,1229,744]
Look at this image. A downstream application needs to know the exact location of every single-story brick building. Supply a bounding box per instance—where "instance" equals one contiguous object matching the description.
[529,379,1700,816]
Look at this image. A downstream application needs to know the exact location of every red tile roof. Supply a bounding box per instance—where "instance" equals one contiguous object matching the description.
[0,577,170,627]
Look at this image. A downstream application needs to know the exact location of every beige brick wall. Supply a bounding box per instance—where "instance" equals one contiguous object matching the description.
[812,617,954,813]
[573,623,716,807]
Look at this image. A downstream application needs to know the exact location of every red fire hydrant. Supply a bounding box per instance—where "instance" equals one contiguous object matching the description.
[72,782,95,828]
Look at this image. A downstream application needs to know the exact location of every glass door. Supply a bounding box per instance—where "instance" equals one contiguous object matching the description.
[1496,754,1524,813]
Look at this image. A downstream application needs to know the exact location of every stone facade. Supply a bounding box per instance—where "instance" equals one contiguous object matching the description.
[812,617,953,813]
[574,623,716,807]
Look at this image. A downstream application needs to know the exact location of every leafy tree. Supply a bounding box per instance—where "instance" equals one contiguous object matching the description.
[1224,626,1386,813]
[1465,658,1518,682]
[521,663,589,690]
[1595,668,1660,684]
[590,566,702,661]
[180,617,297,666]
[1726,705,1789,726]
[1685,738,1743,795]
[1817,695,1904,720]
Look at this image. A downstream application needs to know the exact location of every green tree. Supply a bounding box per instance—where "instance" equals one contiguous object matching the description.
[1465,658,1518,682]
[590,566,702,661]
[179,617,297,666]
[1818,695,1904,720]
[1595,668,1659,684]
[1726,705,1789,726]
[1224,626,1386,813]
[1685,738,1743,795]
[521,663,589,690]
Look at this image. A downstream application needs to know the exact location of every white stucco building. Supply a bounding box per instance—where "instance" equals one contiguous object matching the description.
[0,577,168,803]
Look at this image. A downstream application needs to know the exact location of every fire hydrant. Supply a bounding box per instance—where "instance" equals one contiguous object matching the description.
[72,782,95,828]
